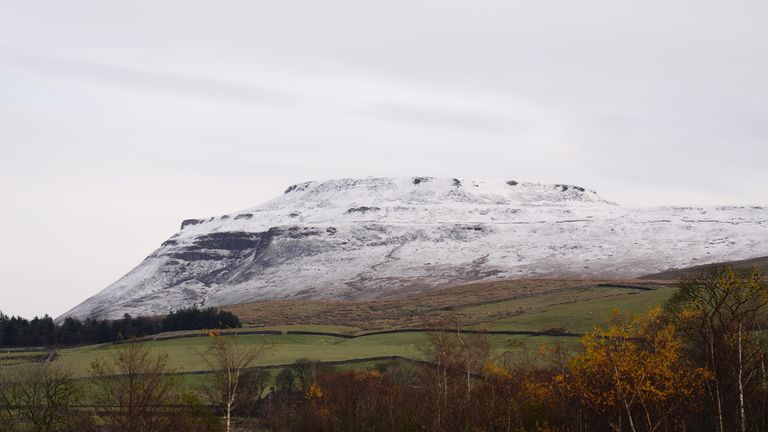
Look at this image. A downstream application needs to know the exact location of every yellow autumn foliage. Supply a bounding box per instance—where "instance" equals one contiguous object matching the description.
[558,307,709,431]
[482,361,512,380]
[307,381,324,399]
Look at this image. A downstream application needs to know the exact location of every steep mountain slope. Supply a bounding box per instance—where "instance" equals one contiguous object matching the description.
[60,177,768,320]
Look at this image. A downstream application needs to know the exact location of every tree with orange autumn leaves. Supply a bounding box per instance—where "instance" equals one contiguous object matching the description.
[558,307,709,432]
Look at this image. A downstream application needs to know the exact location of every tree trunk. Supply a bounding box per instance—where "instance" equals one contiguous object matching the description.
[613,363,636,432]
[435,354,442,431]
[711,338,725,432]
[226,400,232,432]
[738,323,747,432]
[623,399,637,432]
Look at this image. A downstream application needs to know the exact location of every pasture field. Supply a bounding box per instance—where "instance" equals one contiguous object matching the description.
[53,332,580,379]
[3,269,723,417]
[56,332,426,378]
[474,284,677,332]
[2,278,676,383]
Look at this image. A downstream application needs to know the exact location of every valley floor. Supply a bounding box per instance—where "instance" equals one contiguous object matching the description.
[3,278,677,385]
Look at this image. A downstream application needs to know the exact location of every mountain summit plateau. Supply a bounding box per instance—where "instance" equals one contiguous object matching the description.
[60,177,768,320]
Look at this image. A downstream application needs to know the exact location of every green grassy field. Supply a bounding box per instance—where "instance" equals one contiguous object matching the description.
[38,282,672,379]
[56,332,424,378]
[54,332,580,379]
[1,280,677,382]
[473,285,677,332]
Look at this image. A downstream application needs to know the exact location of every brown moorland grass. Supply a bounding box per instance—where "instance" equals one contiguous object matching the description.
[224,278,672,331]
[639,255,768,280]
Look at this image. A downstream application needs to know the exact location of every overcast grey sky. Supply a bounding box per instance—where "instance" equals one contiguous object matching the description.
[1,0,767,318]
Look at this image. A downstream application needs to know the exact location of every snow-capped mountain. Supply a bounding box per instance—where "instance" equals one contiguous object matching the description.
[60,177,768,320]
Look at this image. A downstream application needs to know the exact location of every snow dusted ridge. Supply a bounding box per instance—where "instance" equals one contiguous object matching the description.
[60,177,768,320]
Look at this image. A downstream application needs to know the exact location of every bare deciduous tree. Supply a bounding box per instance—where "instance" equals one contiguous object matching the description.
[0,368,14,432]
[90,342,188,432]
[420,318,490,432]
[0,363,86,432]
[202,333,267,432]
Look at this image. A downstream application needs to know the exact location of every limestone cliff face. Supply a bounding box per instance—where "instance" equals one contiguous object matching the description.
[59,177,768,320]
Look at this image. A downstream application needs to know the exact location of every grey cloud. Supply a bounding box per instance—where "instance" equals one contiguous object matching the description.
[0,46,291,106]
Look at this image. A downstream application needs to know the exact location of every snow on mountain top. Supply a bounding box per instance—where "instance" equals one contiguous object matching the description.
[174,177,614,239]
[270,177,612,208]
[59,176,768,321]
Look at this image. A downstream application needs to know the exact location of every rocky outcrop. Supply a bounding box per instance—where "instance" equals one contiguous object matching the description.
[181,219,205,230]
